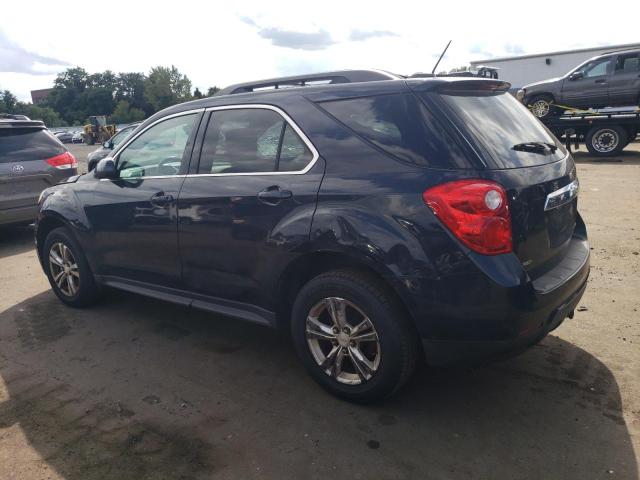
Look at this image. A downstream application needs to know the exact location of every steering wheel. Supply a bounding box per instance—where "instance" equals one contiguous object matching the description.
[157,156,181,176]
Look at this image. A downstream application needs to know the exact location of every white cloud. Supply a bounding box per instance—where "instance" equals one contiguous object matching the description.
[1,0,638,101]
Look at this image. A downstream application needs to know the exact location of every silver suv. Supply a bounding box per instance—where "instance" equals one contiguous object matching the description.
[0,115,78,226]
[517,49,640,118]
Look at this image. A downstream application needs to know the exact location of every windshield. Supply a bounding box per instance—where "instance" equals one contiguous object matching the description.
[431,91,567,169]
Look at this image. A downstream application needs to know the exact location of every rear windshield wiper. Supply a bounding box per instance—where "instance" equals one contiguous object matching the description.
[512,141,558,154]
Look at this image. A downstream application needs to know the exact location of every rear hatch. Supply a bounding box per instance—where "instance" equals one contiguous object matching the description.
[415,80,581,278]
[0,126,69,210]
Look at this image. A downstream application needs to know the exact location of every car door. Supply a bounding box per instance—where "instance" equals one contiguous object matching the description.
[608,52,640,106]
[84,110,202,287]
[177,106,324,311]
[561,56,612,108]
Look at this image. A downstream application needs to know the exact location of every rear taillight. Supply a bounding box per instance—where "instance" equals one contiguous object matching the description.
[46,152,77,170]
[423,179,512,255]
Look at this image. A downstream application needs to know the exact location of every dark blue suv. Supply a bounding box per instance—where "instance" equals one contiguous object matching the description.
[35,70,589,402]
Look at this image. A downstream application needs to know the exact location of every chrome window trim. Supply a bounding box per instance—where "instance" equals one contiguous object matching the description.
[192,104,319,177]
[109,104,319,180]
[544,179,579,211]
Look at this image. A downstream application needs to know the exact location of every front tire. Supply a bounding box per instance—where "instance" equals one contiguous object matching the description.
[291,269,418,403]
[43,227,100,307]
[528,94,560,119]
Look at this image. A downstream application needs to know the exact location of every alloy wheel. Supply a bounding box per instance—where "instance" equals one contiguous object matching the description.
[305,297,381,385]
[48,242,80,297]
[531,99,551,118]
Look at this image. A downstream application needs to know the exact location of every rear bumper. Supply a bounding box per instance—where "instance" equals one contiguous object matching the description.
[398,232,590,366]
[420,274,588,366]
[0,204,38,226]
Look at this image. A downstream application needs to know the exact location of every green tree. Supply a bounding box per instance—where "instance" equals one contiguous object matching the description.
[193,87,203,99]
[144,65,192,111]
[1,90,18,112]
[111,100,145,124]
[116,72,149,113]
[15,103,65,127]
[206,86,220,97]
[54,67,89,91]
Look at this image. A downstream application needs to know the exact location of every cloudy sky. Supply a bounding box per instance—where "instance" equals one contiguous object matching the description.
[1,0,639,101]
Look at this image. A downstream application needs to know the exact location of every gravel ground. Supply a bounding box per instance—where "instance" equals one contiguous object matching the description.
[0,142,638,480]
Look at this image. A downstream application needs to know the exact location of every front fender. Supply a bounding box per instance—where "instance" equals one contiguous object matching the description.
[36,182,96,268]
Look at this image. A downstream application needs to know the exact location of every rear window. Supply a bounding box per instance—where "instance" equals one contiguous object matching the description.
[0,128,65,163]
[431,91,566,168]
[319,93,472,169]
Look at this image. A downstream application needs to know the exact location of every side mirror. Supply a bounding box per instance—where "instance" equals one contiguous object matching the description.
[94,157,118,179]
[103,140,113,149]
[569,71,583,81]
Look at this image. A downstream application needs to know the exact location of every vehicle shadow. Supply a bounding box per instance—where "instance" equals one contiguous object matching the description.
[0,225,35,259]
[0,290,636,479]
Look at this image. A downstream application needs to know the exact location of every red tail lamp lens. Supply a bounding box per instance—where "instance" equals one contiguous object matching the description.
[423,179,512,255]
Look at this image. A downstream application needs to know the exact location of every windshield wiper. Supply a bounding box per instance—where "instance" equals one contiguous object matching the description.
[512,141,558,154]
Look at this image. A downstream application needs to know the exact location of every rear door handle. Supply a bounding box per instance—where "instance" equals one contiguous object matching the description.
[595,79,607,84]
[150,191,174,206]
[257,186,292,205]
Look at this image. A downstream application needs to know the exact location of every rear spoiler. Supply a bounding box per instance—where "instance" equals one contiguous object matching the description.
[0,120,45,129]
[408,78,511,95]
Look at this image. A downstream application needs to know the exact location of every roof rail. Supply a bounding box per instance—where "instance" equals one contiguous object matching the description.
[217,69,400,96]
[601,46,640,56]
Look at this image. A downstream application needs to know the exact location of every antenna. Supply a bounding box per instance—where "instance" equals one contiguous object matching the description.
[432,40,452,75]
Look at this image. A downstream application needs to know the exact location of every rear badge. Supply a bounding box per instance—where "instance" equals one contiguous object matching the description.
[544,179,579,211]
[11,164,25,174]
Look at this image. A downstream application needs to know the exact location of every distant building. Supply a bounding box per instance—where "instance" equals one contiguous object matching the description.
[470,42,640,89]
[31,88,54,105]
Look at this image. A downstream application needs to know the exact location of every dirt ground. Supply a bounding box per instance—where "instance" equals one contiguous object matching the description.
[0,143,638,480]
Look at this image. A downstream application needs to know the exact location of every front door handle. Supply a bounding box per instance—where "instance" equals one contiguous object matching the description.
[150,191,174,206]
[595,79,607,84]
[257,186,292,205]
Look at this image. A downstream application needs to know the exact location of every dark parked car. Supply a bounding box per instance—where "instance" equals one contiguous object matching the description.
[54,130,74,143]
[87,123,141,171]
[34,71,589,402]
[517,48,640,118]
[1,115,77,227]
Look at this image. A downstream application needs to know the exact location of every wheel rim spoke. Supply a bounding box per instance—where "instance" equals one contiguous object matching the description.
[325,297,347,329]
[306,316,336,341]
[352,330,378,343]
[55,272,66,287]
[348,345,375,381]
[320,345,341,370]
[49,251,64,267]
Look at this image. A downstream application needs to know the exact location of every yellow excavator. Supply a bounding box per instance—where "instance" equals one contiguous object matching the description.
[83,115,116,145]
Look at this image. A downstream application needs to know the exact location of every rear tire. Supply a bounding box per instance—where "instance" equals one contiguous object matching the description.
[585,125,627,157]
[291,269,418,403]
[43,227,100,307]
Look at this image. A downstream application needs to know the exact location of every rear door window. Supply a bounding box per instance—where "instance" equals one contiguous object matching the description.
[318,93,472,169]
[615,53,640,74]
[197,108,315,174]
[431,91,567,168]
[0,128,65,163]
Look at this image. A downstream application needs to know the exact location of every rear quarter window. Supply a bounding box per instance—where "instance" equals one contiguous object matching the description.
[318,93,473,169]
[0,128,66,163]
